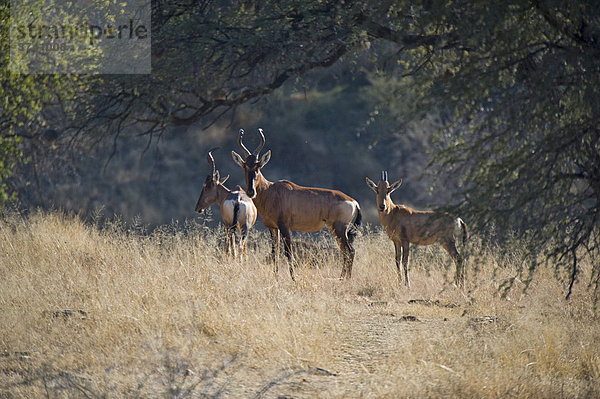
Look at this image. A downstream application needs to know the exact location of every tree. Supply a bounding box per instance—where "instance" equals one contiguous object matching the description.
[2,0,446,204]
[366,1,600,298]
[2,0,598,296]
[0,0,109,203]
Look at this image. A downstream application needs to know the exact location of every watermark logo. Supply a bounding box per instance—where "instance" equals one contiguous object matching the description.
[10,0,151,74]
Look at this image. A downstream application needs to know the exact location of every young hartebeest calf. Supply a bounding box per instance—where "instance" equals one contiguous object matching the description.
[195,148,257,259]
[366,171,468,287]
[232,128,362,280]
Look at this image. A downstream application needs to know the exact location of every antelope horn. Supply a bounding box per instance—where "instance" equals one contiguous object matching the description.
[255,128,266,155]
[237,129,252,157]
[381,170,388,182]
[207,147,219,177]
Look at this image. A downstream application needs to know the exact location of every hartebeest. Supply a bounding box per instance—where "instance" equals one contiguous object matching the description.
[366,172,468,287]
[195,148,257,259]
[232,128,362,280]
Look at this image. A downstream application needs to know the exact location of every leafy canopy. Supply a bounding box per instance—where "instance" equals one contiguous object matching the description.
[370,1,600,297]
[1,0,599,297]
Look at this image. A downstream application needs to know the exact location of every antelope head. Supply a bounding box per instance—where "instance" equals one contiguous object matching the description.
[195,147,229,213]
[231,128,271,198]
[365,171,402,212]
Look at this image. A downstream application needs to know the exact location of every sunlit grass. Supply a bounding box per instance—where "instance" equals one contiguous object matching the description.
[0,211,598,397]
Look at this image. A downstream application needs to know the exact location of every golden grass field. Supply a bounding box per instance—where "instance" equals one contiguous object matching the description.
[1,211,599,398]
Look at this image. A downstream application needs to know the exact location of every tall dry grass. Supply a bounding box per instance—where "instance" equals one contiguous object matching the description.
[0,211,598,398]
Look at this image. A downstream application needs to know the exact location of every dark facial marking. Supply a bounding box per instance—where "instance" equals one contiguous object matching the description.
[243,155,261,197]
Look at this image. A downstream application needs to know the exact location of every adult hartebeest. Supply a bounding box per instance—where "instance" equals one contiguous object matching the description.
[232,128,362,280]
[195,148,257,259]
[366,171,468,287]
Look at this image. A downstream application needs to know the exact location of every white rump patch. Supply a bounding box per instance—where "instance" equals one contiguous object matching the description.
[221,199,236,225]
[342,200,359,222]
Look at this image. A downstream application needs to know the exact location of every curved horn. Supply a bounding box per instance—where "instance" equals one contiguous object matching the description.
[255,128,266,155]
[384,171,388,182]
[207,147,219,177]
[237,129,252,157]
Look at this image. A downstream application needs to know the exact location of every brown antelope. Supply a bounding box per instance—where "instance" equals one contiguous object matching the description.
[366,171,468,287]
[195,148,257,259]
[232,128,362,280]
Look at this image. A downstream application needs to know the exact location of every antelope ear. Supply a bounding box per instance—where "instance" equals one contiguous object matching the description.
[219,174,230,185]
[365,177,378,192]
[259,150,271,167]
[231,151,245,168]
[388,178,403,193]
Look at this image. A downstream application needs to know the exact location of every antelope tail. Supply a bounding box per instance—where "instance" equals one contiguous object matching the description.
[232,202,240,228]
[348,207,362,243]
[458,218,469,244]
[354,207,363,229]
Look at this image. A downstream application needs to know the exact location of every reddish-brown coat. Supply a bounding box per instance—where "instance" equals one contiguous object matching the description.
[233,128,361,280]
[366,174,468,287]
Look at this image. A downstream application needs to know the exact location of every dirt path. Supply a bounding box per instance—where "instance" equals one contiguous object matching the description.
[251,300,461,398]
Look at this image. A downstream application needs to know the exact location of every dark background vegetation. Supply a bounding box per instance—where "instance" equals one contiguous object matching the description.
[15,64,439,226]
[1,0,599,297]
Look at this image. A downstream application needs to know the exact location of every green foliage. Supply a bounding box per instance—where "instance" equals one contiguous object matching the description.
[371,1,600,298]
[0,135,22,205]
[0,0,104,205]
[3,0,599,298]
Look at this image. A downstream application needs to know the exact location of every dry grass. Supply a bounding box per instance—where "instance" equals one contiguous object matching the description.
[0,211,599,398]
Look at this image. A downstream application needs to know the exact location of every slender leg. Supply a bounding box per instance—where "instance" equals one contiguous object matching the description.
[333,236,348,279]
[228,226,237,259]
[277,221,295,281]
[223,226,228,255]
[240,224,249,262]
[223,225,231,257]
[443,240,464,287]
[332,222,353,279]
[343,223,356,278]
[345,240,355,279]
[401,239,410,288]
[269,228,279,273]
[393,240,403,284]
